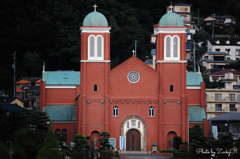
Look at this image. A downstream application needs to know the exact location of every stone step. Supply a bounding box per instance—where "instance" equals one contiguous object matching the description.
[120,151,149,154]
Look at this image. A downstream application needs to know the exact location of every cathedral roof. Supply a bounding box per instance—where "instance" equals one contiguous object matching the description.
[158,12,184,27]
[42,71,80,85]
[83,11,108,27]
[186,72,203,86]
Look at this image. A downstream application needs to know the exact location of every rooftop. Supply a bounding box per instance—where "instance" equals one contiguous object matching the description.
[186,72,203,86]
[211,113,240,121]
[42,71,80,85]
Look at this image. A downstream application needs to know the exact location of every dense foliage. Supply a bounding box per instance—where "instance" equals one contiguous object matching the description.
[1,0,240,95]
[37,121,62,159]
[0,108,50,159]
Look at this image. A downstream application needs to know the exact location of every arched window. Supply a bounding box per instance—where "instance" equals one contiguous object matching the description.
[62,129,67,142]
[89,36,95,58]
[97,36,103,57]
[164,35,180,60]
[166,36,171,57]
[113,106,118,116]
[55,129,60,141]
[149,106,154,117]
[170,85,173,92]
[94,84,97,92]
[173,36,178,57]
[88,35,104,60]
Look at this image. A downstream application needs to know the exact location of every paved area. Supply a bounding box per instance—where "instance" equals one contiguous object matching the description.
[120,154,175,159]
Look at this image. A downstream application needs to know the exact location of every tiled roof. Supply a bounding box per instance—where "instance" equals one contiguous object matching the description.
[43,71,80,85]
[16,77,42,82]
[1,103,28,111]
[202,59,237,63]
[0,97,19,103]
[174,2,191,6]
[210,69,240,75]
[220,15,237,19]
[145,59,153,64]
[205,51,229,55]
[211,113,240,121]
[209,39,240,46]
[186,72,203,86]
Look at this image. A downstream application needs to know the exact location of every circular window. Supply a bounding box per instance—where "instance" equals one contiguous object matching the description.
[128,71,140,83]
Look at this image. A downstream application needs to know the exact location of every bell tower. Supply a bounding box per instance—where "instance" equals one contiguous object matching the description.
[155,12,188,149]
[79,5,111,135]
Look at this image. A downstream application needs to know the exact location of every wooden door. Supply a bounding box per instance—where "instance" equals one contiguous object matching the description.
[126,129,141,151]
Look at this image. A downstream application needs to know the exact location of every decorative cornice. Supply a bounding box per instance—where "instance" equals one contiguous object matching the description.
[45,85,77,88]
[80,27,111,33]
[80,60,110,63]
[156,27,186,33]
[156,60,187,63]
[187,86,201,89]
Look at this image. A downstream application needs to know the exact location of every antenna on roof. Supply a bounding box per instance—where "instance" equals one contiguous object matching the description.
[93,4,97,12]
[43,62,45,72]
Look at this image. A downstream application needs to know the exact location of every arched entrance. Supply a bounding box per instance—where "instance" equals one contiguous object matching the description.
[121,115,147,151]
[167,131,177,149]
[126,129,141,151]
[90,131,100,148]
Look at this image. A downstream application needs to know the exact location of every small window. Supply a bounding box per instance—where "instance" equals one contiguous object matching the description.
[113,106,118,116]
[170,85,173,92]
[94,84,97,92]
[149,106,154,117]
[131,120,136,126]
[229,94,235,101]
[62,129,67,142]
[55,129,60,141]
[215,93,222,101]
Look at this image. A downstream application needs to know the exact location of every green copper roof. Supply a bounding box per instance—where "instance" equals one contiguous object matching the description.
[158,12,184,27]
[43,105,76,121]
[189,106,206,122]
[83,11,108,26]
[42,71,80,85]
[186,72,203,86]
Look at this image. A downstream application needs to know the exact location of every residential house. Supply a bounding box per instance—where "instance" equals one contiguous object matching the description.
[204,15,237,26]
[201,51,237,69]
[166,2,192,26]
[0,97,24,107]
[211,113,240,139]
[0,90,9,97]
[16,77,41,109]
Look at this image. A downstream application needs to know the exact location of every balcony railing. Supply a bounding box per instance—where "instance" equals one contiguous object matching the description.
[206,97,237,102]
[207,107,239,112]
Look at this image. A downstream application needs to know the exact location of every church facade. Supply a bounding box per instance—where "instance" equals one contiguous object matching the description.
[40,7,208,151]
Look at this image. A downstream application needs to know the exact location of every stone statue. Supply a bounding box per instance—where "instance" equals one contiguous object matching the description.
[169,137,174,150]
[92,137,97,159]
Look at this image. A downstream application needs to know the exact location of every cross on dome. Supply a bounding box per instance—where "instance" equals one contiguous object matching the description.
[169,1,173,12]
[93,4,97,12]
[132,50,136,55]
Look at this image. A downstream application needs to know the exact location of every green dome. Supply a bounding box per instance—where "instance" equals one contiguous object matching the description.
[158,12,184,27]
[83,11,108,26]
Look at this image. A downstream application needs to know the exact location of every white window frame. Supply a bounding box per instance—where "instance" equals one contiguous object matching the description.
[149,106,154,117]
[164,35,180,60]
[88,35,104,60]
[113,106,118,116]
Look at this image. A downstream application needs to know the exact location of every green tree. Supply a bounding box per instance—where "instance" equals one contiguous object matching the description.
[189,125,207,153]
[98,131,115,159]
[71,133,91,159]
[37,121,62,159]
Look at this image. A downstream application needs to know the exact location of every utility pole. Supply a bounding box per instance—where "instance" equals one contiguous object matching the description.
[198,8,199,27]
[193,41,196,72]
[212,21,214,39]
[13,51,16,97]
[134,40,138,57]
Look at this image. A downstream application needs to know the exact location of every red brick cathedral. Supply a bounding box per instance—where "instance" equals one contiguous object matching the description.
[40,6,208,151]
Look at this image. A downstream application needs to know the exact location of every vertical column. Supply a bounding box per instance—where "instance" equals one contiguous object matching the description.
[104,62,109,132]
